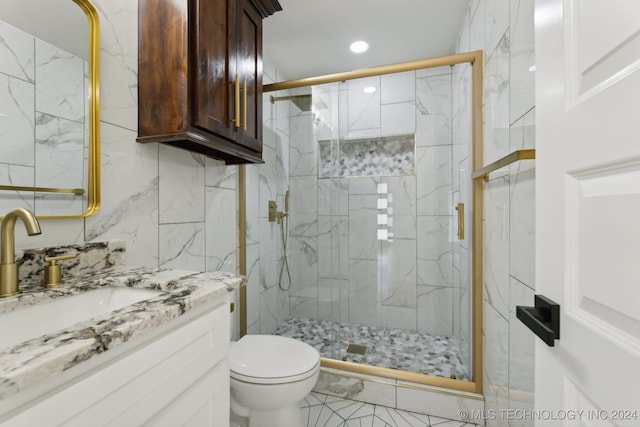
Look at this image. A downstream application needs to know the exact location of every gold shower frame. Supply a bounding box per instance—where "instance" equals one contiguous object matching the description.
[239,50,484,394]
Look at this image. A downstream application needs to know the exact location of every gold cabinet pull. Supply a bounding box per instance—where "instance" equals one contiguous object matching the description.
[455,202,464,240]
[242,79,247,131]
[231,74,240,128]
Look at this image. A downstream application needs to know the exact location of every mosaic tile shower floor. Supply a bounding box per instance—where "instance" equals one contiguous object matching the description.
[274,317,469,381]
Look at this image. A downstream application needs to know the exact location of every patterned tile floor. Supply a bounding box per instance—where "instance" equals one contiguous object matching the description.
[274,317,469,380]
[231,392,477,427]
[300,392,477,427]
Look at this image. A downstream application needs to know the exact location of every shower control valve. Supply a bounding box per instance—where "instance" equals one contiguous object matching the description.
[268,201,287,223]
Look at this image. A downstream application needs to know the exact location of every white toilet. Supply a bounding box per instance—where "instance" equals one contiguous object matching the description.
[229,335,320,427]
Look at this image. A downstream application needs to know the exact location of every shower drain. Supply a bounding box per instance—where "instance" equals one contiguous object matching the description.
[345,343,367,355]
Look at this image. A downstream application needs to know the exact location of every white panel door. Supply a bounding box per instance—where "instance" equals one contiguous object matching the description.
[535,0,640,424]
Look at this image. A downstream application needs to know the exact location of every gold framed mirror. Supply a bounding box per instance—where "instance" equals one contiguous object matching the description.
[0,0,100,218]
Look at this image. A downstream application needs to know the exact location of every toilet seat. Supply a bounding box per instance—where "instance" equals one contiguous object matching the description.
[230,335,320,385]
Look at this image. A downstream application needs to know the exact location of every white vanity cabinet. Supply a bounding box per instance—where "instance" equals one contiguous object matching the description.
[2,302,231,426]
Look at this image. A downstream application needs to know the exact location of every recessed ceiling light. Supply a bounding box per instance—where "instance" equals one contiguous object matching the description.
[363,86,376,94]
[350,40,369,54]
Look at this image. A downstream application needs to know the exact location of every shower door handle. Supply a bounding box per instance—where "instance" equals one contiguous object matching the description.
[455,203,464,240]
[516,294,560,346]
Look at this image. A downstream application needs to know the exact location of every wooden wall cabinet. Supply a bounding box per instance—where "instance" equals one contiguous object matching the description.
[138,0,282,164]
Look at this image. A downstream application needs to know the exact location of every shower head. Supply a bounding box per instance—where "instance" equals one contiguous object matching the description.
[284,190,289,213]
[270,94,313,112]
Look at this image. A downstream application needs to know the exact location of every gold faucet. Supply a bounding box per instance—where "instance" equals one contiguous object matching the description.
[0,208,42,297]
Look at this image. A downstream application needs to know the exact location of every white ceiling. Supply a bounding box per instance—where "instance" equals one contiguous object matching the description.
[263,0,469,82]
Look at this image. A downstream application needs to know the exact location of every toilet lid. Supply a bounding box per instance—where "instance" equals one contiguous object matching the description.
[230,335,320,384]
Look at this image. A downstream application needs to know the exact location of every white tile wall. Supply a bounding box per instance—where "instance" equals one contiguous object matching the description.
[417,215,453,287]
[347,77,381,137]
[483,176,510,319]
[381,71,416,104]
[416,146,453,215]
[508,277,534,427]
[416,72,452,147]
[348,259,381,326]
[0,74,34,165]
[158,222,206,271]
[158,145,205,224]
[290,114,317,177]
[483,34,511,165]
[84,122,159,267]
[0,165,34,213]
[380,239,417,308]
[485,0,510,58]
[457,0,536,424]
[381,102,416,136]
[245,243,260,329]
[509,110,535,287]
[0,20,35,81]
[205,186,237,273]
[93,0,138,132]
[35,40,85,122]
[381,305,418,330]
[483,305,509,424]
[417,285,454,335]
[509,0,535,125]
[288,235,318,297]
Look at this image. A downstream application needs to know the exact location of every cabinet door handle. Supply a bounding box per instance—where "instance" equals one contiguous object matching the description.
[231,74,240,128]
[242,79,247,131]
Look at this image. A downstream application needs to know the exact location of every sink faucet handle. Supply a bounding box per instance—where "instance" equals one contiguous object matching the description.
[44,254,78,264]
[44,253,78,287]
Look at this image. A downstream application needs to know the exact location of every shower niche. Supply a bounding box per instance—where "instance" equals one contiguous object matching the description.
[318,134,415,178]
[250,52,482,393]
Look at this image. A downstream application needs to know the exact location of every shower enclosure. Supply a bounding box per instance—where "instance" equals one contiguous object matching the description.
[243,52,483,392]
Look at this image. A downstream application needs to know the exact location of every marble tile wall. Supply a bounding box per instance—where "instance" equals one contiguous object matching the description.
[456,0,536,425]
[244,65,292,335]
[10,0,243,339]
[0,20,87,216]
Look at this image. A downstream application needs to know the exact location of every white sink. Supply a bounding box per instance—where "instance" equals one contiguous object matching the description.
[0,286,163,351]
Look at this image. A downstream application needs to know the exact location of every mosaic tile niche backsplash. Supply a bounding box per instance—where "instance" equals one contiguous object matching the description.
[319,134,415,178]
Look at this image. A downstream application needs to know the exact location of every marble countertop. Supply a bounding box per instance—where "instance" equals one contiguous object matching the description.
[0,266,243,399]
